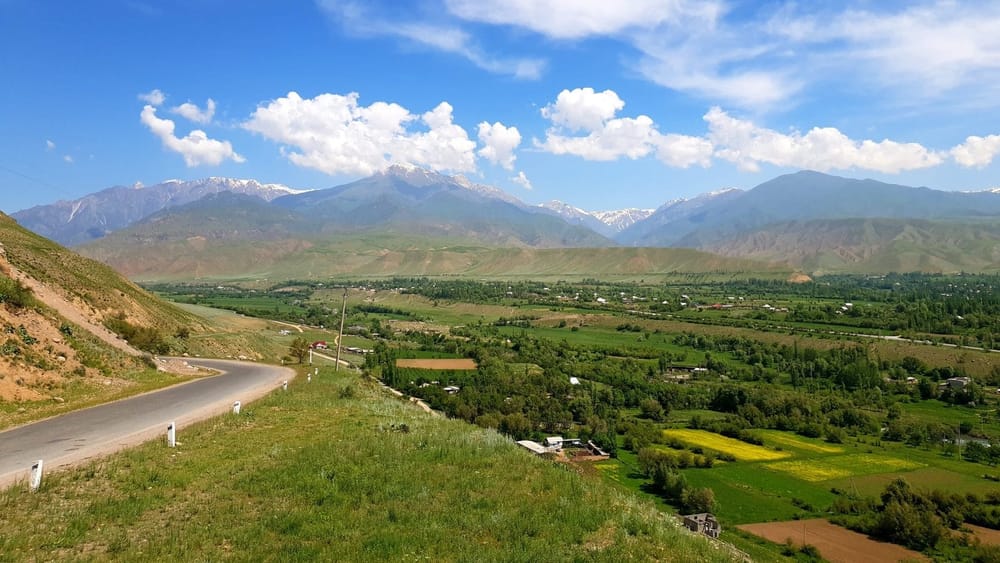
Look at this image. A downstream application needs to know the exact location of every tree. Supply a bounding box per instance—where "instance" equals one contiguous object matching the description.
[639,397,666,421]
[682,487,718,514]
[289,336,310,363]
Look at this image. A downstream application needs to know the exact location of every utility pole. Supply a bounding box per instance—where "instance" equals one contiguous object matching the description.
[335,288,347,371]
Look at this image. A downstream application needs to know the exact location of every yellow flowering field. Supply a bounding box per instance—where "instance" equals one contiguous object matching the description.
[758,430,844,454]
[765,454,924,482]
[662,429,791,462]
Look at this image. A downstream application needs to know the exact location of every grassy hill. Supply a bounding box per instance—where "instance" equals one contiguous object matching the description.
[0,213,284,425]
[0,366,732,561]
[80,232,789,282]
[701,218,1000,274]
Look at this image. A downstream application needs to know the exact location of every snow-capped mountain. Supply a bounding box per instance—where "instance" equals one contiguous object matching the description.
[373,164,528,208]
[592,208,655,232]
[12,177,309,245]
[536,200,616,237]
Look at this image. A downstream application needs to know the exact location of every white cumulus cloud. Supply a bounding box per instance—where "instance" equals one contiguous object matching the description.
[171,98,216,124]
[654,134,714,168]
[537,87,713,167]
[63,155,73,164]
[243,91,477,176]
[138,88,165,106]
[704,107,944,173]
[510,171,532,190]
[140,105,245,167]
[541,88,624,131]
[951,135,1000,168]
[477,121,521,169]
[45,140,55,151]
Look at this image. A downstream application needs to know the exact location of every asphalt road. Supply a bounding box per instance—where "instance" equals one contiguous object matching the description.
[0,358,293,489]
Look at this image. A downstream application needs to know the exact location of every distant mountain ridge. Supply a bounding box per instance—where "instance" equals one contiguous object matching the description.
[701,218,1000,274]
[537,201,654,236]
[15,167,1000,276]
[12,177,305,246]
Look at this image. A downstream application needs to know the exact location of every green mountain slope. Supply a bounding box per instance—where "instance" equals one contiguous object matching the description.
[701,218,1000,274]
[80,230,787,281]
[623,171,1000,247]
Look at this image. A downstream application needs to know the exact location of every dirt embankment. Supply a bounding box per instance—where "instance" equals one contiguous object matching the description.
[2,247,141,356]
[0,243,199,403]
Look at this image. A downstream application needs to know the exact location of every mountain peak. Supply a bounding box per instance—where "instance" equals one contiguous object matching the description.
[13,177,309,245]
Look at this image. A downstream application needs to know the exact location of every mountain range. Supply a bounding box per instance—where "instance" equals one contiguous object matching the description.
[12,177,303,246]
[11,167,1000,276]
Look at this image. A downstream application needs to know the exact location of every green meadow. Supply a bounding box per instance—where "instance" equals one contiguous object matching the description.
[0,367,728,562]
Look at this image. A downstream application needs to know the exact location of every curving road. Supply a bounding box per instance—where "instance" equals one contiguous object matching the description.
[0,358,293,489]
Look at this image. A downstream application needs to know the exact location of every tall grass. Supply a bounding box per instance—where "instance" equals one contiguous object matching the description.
[0,368,730,562]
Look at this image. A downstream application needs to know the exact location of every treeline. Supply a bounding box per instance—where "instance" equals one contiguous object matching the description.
[834,477,1000,557]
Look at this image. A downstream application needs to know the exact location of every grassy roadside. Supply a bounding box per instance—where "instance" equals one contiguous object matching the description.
[0,366,731,562]
[0,367,201,432]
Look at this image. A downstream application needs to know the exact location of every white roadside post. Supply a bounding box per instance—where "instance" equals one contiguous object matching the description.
[309,348,313,365]
[233,401,241,414]
[167,421,176,447]
[307,373,311,383]
[29,459,43,492]
[282,380,288,391]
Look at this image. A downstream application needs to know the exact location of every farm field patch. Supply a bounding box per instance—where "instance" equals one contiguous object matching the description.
[738,518,927,563]
[827,466,1000,497]
[681,461,836,524]
[764,453,924,482]
[662,429,790,461]
[758,430,845,454]
[395,358,478,370]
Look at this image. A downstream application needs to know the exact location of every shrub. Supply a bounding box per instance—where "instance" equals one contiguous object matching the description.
[0,276,35,309]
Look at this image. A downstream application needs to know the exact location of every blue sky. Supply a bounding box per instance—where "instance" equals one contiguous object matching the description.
[3,0,1000,214]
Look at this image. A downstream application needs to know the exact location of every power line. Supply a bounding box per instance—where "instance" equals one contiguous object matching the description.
[0,162,77,202]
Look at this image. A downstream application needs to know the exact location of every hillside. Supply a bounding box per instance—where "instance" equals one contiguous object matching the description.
[0,367,732,561]
[0,212,253,415]
[621,171,1000,247]
[80,231,788,281]
[701,218,1000,274]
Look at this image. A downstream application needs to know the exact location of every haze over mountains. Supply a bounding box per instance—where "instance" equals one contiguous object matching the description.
[11,167,1000,276]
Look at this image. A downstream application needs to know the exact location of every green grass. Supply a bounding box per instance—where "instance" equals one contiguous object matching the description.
[0,368,729,562]
[901,400,1000,436]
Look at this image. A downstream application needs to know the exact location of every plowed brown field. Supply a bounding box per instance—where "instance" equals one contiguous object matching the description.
[738,519,927,563]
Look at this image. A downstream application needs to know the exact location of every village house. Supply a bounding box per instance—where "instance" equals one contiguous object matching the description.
[943,376,972,389]
[682,513,722,539]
